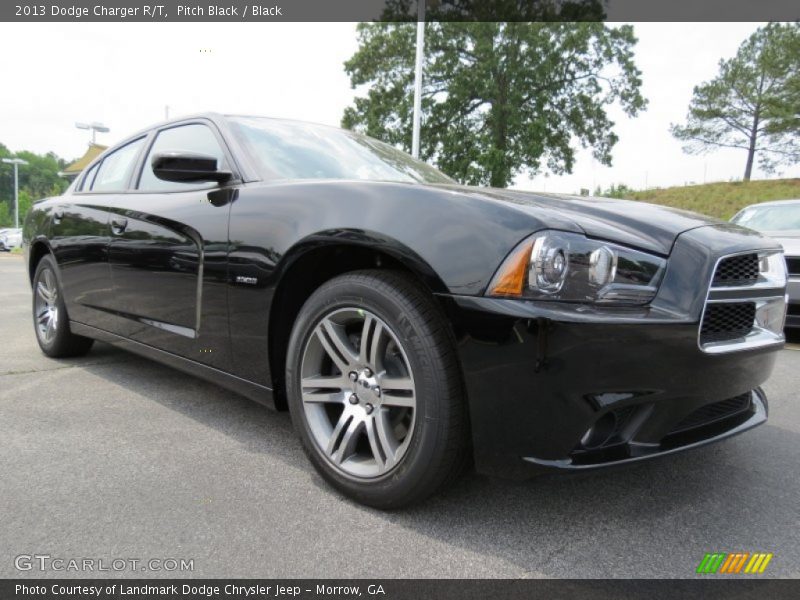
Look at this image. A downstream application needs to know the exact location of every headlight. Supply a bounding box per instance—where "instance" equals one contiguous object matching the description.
[487,230,666,305]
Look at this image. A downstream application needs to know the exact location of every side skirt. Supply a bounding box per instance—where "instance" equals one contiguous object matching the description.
[70,320,276,409]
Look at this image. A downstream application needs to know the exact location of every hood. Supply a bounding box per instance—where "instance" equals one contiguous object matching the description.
[442,185,723,256]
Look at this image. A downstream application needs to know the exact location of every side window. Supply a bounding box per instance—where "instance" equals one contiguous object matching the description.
[92,137,146,192]
[138,124,228,192]
[80,162,100,191]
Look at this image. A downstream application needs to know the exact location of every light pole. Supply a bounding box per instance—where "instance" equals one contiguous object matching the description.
[2,157,28,228]
[411,0,425,158]
[75,121,110,144]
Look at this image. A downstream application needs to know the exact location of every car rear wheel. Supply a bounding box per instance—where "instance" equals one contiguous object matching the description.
[32,254,94,358]
[286,270,469,508]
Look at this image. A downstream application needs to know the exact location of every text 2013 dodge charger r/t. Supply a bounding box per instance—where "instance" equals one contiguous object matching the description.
[23,114,788,507]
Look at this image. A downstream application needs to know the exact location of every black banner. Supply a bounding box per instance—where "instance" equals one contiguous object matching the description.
[1,0,799,23]
[3,580,800,600]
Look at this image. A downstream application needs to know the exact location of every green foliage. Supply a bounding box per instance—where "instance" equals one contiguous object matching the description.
[342,22,646,188]
[0,201,11,227]
[0,143,70,227]
[379,0,606,22]
[595,182,635,199]
[671,23,800,181]
[16,190,33,225]
[610,178,800,220]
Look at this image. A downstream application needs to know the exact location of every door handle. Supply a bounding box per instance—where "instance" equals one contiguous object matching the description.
[111,217,128,234]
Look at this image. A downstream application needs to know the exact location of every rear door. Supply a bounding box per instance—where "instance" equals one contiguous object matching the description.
[103,120,236,371]
[49,137,147,332]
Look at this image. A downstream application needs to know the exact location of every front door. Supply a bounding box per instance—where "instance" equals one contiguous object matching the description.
[104,121,236,371]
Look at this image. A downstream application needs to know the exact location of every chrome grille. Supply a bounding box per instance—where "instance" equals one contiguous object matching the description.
[700,302,756,344]
[712,253,759,286]
[698,250,786,354]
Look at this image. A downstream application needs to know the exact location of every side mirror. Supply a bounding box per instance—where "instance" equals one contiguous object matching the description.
[151,152,232,184]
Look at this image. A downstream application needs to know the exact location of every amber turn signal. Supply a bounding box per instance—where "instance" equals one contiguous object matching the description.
[487,240,534,297]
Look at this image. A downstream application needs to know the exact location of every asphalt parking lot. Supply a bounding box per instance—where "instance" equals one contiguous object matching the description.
[1,253,799,579]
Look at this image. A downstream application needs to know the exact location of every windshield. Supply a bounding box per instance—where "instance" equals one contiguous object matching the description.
[732,203,800,232]
[228,116,454,185]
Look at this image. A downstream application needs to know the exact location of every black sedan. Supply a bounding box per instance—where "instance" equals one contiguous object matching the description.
[23,114,788,508]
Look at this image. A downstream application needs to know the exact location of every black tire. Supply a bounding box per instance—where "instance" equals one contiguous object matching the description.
[32,254,94,358]
[286,270,469,509]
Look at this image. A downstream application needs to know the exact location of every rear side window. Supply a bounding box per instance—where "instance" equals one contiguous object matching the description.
[92,137,146,192]
[138,123,228,192]
[80,162,100,191]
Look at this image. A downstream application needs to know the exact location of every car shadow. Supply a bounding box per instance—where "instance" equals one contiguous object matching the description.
[76,342,800,578]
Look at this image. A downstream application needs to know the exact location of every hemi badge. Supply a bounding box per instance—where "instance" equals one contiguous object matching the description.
[235,276,258,285]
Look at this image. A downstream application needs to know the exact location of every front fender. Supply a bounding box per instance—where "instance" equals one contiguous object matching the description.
[229,180,561,296]
[275,228,450,295]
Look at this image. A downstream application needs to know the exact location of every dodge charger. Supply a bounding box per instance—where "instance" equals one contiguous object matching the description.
[23,114,788,507]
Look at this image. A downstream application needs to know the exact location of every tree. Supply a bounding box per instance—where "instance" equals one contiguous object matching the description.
[342,22,646,188]
[0,143,70,227]
[671,22,800,181]
[596,182,634,199]
[0,201,11,228]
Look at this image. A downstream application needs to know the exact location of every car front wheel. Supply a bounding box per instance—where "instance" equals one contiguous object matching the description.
[286,270,469,508]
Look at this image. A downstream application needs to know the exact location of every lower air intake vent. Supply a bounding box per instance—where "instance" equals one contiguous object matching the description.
[700,302,755,344]
[669,393,752,435]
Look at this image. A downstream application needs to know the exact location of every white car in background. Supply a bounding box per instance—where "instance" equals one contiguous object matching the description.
[0,228,23,251]
[732,199,800,329]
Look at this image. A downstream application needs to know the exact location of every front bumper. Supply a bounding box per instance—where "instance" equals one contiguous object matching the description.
[445,225,783,479]
[448,306,776,478]
[524,389,766,471]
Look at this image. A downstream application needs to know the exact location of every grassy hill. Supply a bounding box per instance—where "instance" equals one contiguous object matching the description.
[614,179,800,220]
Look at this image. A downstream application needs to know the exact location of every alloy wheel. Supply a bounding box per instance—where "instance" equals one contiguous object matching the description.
[300,308,417,479]
[34,267,59,345]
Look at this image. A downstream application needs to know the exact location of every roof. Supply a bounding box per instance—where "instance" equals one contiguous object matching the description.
[62,143,108,175]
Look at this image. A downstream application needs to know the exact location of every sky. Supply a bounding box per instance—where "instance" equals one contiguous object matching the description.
[1,22,797,194]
